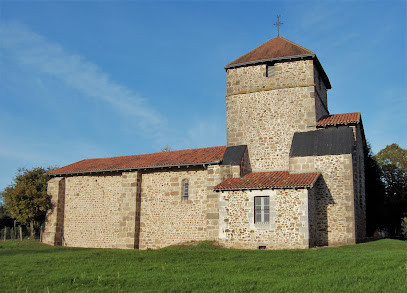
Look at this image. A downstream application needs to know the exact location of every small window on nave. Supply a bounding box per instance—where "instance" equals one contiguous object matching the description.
[182,179,189,201]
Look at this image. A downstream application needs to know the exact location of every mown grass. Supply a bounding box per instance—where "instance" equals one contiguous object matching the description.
[0,239,406,292]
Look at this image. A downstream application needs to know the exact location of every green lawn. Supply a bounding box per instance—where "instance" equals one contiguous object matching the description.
[0,239,406,292]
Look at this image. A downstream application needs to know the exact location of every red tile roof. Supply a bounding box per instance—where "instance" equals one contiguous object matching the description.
[226,37,314,68]
[214,171,320,191]
[49,146,227,175]
[317,112,361,127]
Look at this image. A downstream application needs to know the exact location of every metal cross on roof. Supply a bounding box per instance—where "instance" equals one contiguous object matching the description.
[274,15,283,37]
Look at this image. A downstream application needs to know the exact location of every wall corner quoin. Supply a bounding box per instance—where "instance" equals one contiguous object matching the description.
[42,176,66,246]
[116,171,141,249]
[205,165,236,241]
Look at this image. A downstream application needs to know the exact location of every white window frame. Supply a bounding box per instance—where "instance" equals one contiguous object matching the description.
[254,196,270,224]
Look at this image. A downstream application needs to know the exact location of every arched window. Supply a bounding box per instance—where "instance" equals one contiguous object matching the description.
[182,179,189,201]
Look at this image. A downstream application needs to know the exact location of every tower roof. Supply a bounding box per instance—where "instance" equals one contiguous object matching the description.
[225,36,331,89]
[226,37,315,69]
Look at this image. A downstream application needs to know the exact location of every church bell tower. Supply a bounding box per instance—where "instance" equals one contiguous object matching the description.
[225,36,331,172]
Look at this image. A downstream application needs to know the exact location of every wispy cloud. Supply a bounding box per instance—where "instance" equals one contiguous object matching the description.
[184,119,225,149]
[0,22,226,160]
[0,22,168,142]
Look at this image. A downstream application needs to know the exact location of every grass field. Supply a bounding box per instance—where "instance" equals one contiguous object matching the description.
[0,239,406,292]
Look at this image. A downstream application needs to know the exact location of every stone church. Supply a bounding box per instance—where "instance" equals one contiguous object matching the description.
[43,37,366,250]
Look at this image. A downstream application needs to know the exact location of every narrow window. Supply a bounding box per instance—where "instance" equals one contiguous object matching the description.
[266,64,275,77]
[182,179,189,201]
[254,196,270,223]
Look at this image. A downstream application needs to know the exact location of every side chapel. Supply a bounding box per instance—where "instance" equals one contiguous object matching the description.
[43,36,367,250]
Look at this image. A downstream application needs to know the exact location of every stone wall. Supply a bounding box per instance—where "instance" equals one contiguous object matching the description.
[352,125,366,241]
[289,154,356,245]
[226,61,322,171]
[226,86,317,171]
[62,174,123,248]
[138,165,238,249]
[43,172,142,249]
[118,171,141,249]
[226,60,315,97]
[43,163,240,250]
[206,165,241,240]
[313,64,329,121]
[138,168,208,249]
[218,188,311,250]
[307,187,317,247]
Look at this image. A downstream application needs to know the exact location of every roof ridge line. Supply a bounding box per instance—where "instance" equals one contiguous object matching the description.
[80,145,227,161]
[49,159,223,176]
[225,36,316,69]
[277,36,315,54]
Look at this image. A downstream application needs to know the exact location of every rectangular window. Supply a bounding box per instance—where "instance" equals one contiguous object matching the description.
[266,64,275,77]
[183,180,189,201]
[254,196,270,224]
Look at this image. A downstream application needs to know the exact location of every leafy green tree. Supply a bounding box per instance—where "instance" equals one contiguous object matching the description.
[375,143,407,170]
[364,143,385,236]
[374,144,407,201]
[1,167,55,237]
[0,205,14,230]
[374,144,407,235]
[379,165,407,201]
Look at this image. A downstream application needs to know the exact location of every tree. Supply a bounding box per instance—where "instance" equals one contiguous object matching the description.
[374,144,407,236]
[401,217,407,238]
[160,145,172,152]
[0,205,14,230]
[375,144,407,201]
[375,143,407,171]
[364,143,385,236]
[0,167,54,237]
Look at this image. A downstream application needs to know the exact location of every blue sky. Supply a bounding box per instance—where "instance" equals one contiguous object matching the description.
[1,0,406,192]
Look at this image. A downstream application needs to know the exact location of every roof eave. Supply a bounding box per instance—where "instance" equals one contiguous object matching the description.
[316,121,360,128]
[49,160,222,177]
[224,53,316,70]
[214,185,313,192]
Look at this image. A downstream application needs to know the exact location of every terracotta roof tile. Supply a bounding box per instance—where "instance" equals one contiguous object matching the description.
[317,112,361,127]
[226,37,314,68]
[214,171,320,191]
[49,146,227,175]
